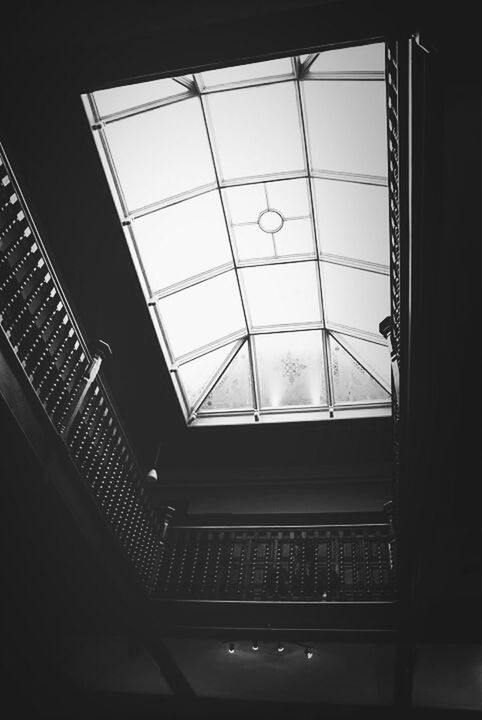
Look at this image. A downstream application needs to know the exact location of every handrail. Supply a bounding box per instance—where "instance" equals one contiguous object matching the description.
[0,142,163,594]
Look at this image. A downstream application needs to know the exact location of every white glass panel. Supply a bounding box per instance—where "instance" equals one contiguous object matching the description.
[242,262,321,328]
[266,178,310,217]
[93,78,187,117]
[321,262,390,335]
[104,97,215,211]
[330,336,390,404]
[158,271,245,358]
[310,43,385,73]
[274,218,315,257]
[222,184,266,223]
[303,81,387,178]
[134,191,232,292]
[233,224,274,261]
[333,332,391,390]
[314,179,389,265]
[198,342,254,412]
[255,331,326,408]
[206,83,305,181]
[198,58,293,88]
[178,342,238,409]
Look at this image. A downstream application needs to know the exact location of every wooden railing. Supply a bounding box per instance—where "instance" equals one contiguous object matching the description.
[0,144,163,594]
[157,521,395,602]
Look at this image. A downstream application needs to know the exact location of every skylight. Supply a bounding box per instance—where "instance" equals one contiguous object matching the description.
[83,42,392,426]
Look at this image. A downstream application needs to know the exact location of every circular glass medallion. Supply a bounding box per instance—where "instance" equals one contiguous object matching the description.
[258,209,284,233]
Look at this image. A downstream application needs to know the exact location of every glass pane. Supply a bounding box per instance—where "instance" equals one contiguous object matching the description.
[303,80,387,178]
[104,97,215,211]
[233,224,274,261]
[93,78,187,117]
[178,341,238,409]
[198,58,293,88]
[330,336,390,404]
[314,179,389,265]
[222,184,266,223]
[198,341,254,412]
[321,262,390,335]
[266,178,310,217]
[333,332,391,390]
[274,218,315,257]
[158,270,245,358]
[242,262,321,328]
[255,331,326,408]
[310,43,385,73]
[133,191,232,293]
[206,83,305,181]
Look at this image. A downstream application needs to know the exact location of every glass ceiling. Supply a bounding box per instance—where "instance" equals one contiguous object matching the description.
[83,42,392,426]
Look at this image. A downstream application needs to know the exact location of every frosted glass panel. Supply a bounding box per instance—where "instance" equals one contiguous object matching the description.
[314,179,389,265]
[207,83,305,180]
[223,184,266,223]
[93,78,187,117]
[310,43,385,73]
[233,224,274,261]
[199,58,293,88]
[321,262,389,335]
[178,342,237,408]
[198,342,254,412]
[303,81,387,177]
[158,271,245,358]
[333,332,391,390]
[266,178,310,217]
[274,218,315,256]
[104,98,215,211]
[255,331,326,408]
[242,262,321,328]
[330,336,390,404]
[134,191,232,292]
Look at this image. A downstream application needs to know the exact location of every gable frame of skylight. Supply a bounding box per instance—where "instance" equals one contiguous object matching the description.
[82,39,392,426]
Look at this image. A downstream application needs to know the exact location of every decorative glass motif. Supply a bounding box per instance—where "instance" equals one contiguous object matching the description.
[198,342,254,412]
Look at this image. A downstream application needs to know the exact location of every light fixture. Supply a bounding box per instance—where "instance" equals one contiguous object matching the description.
[228,642,235,654]
[305,648,314,660]
[277,642,285,653]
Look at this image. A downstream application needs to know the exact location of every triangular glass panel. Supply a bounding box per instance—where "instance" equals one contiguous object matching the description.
[177,342,239,411]
[333,332,391,392]
[329,334,390,405]
[197,341,254,413]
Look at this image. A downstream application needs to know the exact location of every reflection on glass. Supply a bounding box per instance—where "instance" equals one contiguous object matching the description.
[266,178,310,217]
[314,179,389,265]
[93,78,188,117]
[198,342,254,412]
[309,43,385,73]
[134,191,232,292]
[206,83,305,180]
[198,58,293,88]
[242,262,321,328]
[274,218,315,256]
[178,341,238,408]
[333,333,391,390]
[303,80,387,177]
[255,331,326,408]
[330,336,390,404]
[158,271,245,358]
[104,98,215,211]
[321,262,389,335]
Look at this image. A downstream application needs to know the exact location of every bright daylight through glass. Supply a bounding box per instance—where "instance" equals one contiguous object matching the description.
[83,42,392,426]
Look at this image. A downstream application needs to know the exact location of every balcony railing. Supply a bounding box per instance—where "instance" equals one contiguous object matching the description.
[0,143,163,594]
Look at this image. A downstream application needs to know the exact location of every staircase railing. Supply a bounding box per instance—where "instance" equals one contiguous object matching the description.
[0,143,163,594]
